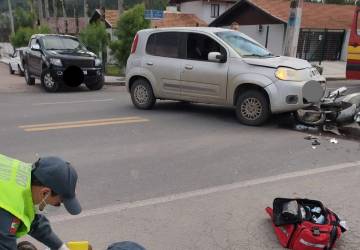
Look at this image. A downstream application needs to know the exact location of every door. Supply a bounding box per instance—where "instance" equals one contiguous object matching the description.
[347,6,360,79]
[180,33,228,103]
[144,32,185,99]
[28,38,42,76]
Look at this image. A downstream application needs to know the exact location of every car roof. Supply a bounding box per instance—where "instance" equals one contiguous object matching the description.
[30,34,78,39]
[139,27,230,34]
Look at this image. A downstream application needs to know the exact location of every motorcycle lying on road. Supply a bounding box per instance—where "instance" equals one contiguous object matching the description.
[295,87,360,134]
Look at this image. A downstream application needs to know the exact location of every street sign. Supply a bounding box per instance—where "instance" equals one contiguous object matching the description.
[144,10,164,20]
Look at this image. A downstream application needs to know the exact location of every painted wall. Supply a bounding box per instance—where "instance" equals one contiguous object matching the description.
[180,1,234,24]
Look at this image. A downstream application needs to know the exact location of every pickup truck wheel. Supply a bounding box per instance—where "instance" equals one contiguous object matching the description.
[24,66,35,85]
[130,79,156,109]
[9,64,14,75]
[86,78,104,91]
[41,69,61,92]
[235,90,270,126]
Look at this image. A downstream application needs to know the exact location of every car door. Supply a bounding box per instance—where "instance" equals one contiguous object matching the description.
[29,38,42,76]
[143,31,185,99]
[10,51,18,70]
[180,32,229,104]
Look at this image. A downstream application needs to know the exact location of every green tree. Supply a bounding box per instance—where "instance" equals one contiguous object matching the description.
[10,25,51,48]
[110,4,150,66]
[14,7,35,31]
[79,21,109,56]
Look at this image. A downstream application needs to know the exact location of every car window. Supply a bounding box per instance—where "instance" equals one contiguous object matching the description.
[42,36,85,50]
[186,33,225,61]
[216,31,273,58]
[146,32,181,58]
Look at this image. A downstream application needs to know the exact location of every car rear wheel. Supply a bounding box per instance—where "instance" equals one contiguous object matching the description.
[41,69,61,92]
[235,90,270,126]
[130,79,156,109]
[9,64,14,75]
[24,66,35,85]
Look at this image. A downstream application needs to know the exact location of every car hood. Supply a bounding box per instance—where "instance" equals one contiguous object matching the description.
[47,49,97,59]
[242,56,312,70]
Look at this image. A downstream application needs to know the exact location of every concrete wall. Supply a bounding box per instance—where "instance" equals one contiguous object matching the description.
[0,42,14,59]
[180,1,233,24]
[226,24,285,56]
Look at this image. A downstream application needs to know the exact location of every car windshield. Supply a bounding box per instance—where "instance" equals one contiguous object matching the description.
[216,31,274,58]
[42,36,85,50]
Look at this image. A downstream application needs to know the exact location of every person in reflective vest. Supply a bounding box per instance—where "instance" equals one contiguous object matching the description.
[0,154,81,250]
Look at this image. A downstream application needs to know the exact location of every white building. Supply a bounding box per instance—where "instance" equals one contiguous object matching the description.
[169,0,237,24]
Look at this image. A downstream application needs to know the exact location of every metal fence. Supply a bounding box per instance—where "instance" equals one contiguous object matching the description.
[297,29,346,61]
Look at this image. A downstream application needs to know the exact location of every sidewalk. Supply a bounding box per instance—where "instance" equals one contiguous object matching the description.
[25,162,360,249]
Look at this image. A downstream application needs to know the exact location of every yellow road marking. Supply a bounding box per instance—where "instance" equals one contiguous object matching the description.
[19,116,143,128]
[19,117,149,132]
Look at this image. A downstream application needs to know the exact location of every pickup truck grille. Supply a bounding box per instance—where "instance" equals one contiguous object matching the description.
[62,59,94,68]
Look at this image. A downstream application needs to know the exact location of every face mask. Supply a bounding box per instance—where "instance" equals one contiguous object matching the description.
[34,192,61,214]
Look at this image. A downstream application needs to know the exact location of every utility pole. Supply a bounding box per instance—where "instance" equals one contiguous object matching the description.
[118,0,123,15]
[84,0,88,23]
[7,0,15,34]
[283,0,303,57]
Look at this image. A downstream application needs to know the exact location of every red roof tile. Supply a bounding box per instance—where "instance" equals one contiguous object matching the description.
[151,12,207,28]
[249,0,355,29]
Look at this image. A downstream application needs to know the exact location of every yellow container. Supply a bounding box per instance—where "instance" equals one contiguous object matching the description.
[66,241,91,250]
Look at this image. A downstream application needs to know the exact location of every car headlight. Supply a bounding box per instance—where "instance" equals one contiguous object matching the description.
[275,67,305,82]
[49,58,62,67]
[95,58,102,67]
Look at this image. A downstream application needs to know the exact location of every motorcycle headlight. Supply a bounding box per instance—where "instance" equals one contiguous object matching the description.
[49,58,62,67]
[275,67,305,82]
[95,58,102,67]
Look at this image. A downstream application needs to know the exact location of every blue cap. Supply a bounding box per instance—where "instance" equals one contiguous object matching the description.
[32,156,81,215]
[107,242,146,250]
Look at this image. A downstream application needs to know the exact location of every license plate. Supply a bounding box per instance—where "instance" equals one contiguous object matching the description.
[83,70,87,75]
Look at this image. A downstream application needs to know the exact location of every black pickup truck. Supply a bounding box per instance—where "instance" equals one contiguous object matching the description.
[21,34,104,92]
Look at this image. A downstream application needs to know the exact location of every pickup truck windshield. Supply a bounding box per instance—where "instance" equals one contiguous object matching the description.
[216,31,273,58]
[42,36,85,50]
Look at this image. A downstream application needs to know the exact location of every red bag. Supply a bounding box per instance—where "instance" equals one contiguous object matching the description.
[265,198,345,250]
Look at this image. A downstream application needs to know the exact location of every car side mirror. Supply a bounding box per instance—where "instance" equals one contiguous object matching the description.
[208,52,225,63]
[8,53,13,58]
[31,44,40,51]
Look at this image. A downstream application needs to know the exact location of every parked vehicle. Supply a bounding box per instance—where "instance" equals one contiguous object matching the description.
[8,48,25,75]
[346,1,360,79]
[126,27,326,126]
[21,34,104,92]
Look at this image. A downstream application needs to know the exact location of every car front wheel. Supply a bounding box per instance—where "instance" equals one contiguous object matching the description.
[130,79,156,109]
[235,90,270,126]
[41,69,61,92]
[24,66,35,85]
[9,64,14,75]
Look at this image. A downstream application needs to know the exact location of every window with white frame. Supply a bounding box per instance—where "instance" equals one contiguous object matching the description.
[210,4,220,18]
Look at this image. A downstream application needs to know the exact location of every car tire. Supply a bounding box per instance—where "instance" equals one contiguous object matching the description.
[86,78,104,91]
[24,66,35,85]
[9,64,14,75]
[41,68,61,92]
[130,79,156,109]
[235,90,270,126]
[18,64,24,76]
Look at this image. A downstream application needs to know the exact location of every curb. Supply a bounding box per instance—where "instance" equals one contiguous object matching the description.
[104,81,125,86]
[326,77,347,81]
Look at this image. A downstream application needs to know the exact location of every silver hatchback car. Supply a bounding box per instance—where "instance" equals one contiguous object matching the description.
[125,27,326,125]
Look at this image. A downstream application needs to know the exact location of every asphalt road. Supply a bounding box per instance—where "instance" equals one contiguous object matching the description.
[1,63,360,249]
